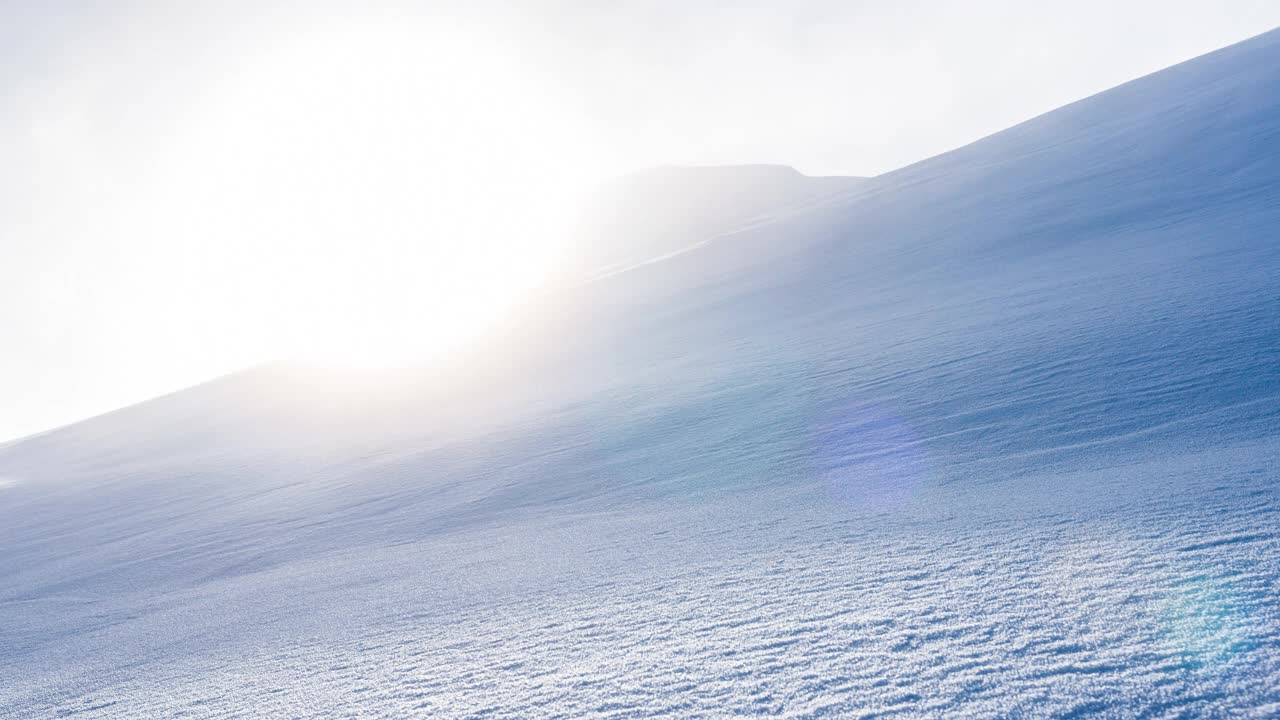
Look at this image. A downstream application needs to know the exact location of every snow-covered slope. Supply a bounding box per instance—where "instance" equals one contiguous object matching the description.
[3,29,1280,719]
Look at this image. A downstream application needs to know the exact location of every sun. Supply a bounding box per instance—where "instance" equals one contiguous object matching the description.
[146,20,602,370]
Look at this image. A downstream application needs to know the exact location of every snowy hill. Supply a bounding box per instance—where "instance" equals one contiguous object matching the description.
[3,28,1280,719]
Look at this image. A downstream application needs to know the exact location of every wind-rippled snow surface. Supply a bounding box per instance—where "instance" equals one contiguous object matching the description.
[4,29,1280,720]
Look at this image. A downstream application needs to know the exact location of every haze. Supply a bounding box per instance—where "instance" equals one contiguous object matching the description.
[4,0,1280,441]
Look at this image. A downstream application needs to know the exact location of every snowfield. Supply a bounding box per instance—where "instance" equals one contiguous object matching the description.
[3,28,1280,719]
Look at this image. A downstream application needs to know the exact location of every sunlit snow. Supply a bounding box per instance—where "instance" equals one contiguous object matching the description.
[2,28,1280,720]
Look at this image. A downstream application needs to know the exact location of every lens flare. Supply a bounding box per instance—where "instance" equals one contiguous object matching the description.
[1160,575,1256,668]
[1043,529,1260,673]
[811,401,930,510]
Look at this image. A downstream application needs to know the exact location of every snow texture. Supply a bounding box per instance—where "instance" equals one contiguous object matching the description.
[3,28,1280,720]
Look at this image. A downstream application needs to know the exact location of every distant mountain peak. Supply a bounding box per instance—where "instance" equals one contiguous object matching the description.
[571,164,867,276]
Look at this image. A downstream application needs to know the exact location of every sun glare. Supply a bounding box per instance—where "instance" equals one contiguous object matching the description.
[144,21,601,370]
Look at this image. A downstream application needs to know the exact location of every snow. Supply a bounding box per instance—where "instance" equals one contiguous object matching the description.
[3,27,1280,719]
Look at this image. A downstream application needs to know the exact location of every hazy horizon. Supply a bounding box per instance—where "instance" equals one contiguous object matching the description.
[4,2,1280,441]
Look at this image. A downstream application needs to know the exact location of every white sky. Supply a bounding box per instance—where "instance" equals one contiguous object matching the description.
[3,1,1280,441]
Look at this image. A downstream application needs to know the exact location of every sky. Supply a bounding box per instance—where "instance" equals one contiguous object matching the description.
[3,0,1280,442]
